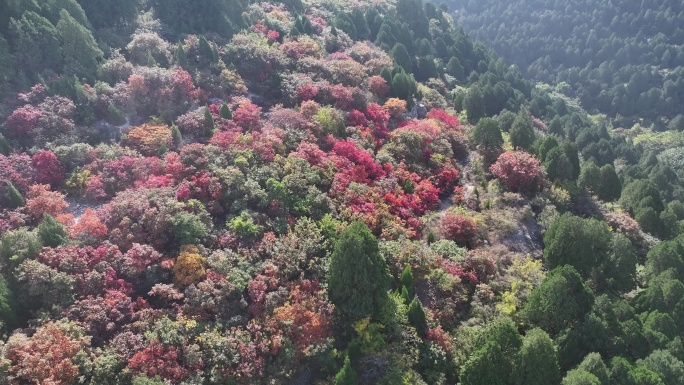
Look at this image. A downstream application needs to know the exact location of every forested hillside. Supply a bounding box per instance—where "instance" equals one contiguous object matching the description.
[0,0,683,384]
[454,0,684,129]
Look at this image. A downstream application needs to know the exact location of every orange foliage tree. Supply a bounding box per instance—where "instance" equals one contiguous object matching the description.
[70,208,108,244]
[25,184,69,221]
[5,321,90,384]
[125,124,172,156]
[383,98,407,119]
[173,244,206,287]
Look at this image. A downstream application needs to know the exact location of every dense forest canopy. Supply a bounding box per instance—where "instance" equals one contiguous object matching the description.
[0,0,683,384]
[453,0,684,130]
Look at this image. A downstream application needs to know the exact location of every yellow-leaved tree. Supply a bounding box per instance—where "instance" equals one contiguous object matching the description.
[173,245,206,287]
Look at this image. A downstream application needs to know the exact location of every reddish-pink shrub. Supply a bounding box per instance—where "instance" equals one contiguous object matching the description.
[427,108,460,131]
[128,343,190,383]
[368,76,389,97]
[440,211,478,248]
[296,84,319,102]
[233,100,262,131]
[3,105,42,145]
[32,150,65,186]
[489,151,544,193]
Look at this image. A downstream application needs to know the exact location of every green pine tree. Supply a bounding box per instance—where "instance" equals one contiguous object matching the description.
[38,213,68,247]
[334,357,359,385]
[0,133,10,155]
[400,265,414,297]
[171,124,182,146]
[328,222,391,321]
[204,105,215,135]
[176,44,188,68]
[220,102,232,119]
[6,181,25,208]
[407,297,428,337]
[107,103,126,126]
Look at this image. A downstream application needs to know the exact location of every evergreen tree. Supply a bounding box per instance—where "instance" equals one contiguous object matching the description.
[509,108,535,151]
[578,353,610,385]
[328,222,390,321]
[9,11,62,80]
[400,265,414,296]
[38,213,68,247]
[56,9,102,81]
[464,85,486,123]
[391,43,412,73]
[513,328,561,385]
[578,161,602,194]
[334,357,359,385]
[171,125,182,146]
[204,105,215,135]
[199,35,214,63]
[470,117,503,150]
[107,103,126,126]
[522,265,594,335]
[6,181,25,208]
[446,56,465,80]
[461,341,509,385]
[407,297,428,336]
[0,275,15,331]
[176,44,188,68]
[544,214,612,278]
[0,133,10,155]
[598,164,621,201]
[220,102,232,119]
[349,9,369,40]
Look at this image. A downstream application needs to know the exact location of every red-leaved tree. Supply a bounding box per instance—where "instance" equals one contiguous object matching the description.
[32,150,65,186]
[489,151,544,193]
[440,212,478,248]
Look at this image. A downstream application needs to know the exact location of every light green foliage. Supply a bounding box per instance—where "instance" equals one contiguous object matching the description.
[172,211,209,245]
[513,328,560,385]
[400,265,414,296]
[131,375,168,385]
[38,213,69,247]
[522,265,594,335]
[227,212,262,242]
[578,353,610,385]
[334,356,359,385]
[0,227,42,272]
[328,222,390,321]
[562,369,601,385]
[638,350,684,385]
